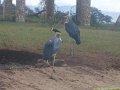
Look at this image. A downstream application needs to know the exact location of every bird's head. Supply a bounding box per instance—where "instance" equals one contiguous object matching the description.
[63,15,69,23]
[55,33,61,38]
[51,27,61,33]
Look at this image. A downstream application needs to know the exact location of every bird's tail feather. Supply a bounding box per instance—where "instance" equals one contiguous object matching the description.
[76,39,81,45]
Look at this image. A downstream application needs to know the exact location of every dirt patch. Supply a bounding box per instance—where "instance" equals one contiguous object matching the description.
[0,49,120,90]
[65,53,120,70]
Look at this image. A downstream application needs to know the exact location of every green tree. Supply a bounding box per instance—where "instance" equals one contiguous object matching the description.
[25,6,34,16]
[90,7,112,26]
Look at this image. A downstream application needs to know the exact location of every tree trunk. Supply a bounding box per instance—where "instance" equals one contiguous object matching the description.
[16,0,25,22]
[45,0,54,22]
[115,15,120,26]
[0,5,3,20]
[3,0,12,20]
[76,0,91,26]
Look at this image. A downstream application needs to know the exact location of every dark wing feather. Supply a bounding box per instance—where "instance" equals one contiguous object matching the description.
[43,37,62,60]
[43,39,54,60]
[65,20,81,45]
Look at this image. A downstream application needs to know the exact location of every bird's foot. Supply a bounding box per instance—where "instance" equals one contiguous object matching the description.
[53,68,56,73]
[35,59,48,68]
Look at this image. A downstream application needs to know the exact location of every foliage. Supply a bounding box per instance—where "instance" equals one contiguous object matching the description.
[54,11,67,23]
[25,6,34,16]
[90,7,112,26]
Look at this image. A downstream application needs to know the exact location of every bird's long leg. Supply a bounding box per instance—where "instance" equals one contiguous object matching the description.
[46,60,51,66]
[46,60,56,76]
[72,40,75,56]
[44,60,55,79]
[48,55,57,80]
[69,38,72,56]
[45,56,56,73]
[70,39,75,56]
[52,54,56,73]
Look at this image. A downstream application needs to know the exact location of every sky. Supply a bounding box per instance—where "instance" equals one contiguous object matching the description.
[1,0,120,12]
[27,0,120,12]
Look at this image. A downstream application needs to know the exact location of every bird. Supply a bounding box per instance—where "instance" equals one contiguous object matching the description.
[42,32,62,72]
[51,27,61,33]
[64,16,81,45]
[63,16,81,56]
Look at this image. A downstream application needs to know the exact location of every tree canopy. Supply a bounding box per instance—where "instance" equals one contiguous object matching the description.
[90,7,112,26]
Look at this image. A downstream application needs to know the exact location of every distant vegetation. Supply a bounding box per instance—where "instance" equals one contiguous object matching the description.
[25,6,115,28]
[0,4,119,30]
[90,7,112,26]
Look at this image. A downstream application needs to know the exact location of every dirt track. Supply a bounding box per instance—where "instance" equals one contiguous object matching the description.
[0,50,120,90]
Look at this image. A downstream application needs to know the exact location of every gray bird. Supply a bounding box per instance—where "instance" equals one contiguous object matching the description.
[42,32,62,71]
[63,16,81,56]
[64,16,81,45]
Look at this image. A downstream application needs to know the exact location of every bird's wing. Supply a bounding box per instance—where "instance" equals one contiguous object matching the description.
[65,22,74,36]
[53,37,62,52]
[65,21,81,45]
[71,21,81,44]
[72,22,80,36]
[43,39,54,60]
[65,21,79,36]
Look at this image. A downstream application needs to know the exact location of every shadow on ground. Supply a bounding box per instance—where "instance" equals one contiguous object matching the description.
[0,49,42,65]
[0,49,66,69]
[0,49,120,70]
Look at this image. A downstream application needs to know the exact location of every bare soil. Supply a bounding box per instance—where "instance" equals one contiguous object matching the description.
[0,49,120,90]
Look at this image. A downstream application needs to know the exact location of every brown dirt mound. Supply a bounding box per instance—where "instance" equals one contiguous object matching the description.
[65,53,120,70]
[0,49,120,90]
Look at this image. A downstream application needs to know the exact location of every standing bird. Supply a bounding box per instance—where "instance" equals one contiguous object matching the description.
[42,32,62,72]
[63,16,81,55]
[64,16,81,45]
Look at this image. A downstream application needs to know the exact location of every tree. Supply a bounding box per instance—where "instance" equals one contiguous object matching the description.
[90,7,112,26]
[25,6,34,16]
[16,0,25,22]
[104,15,112,23]
[76,0,91,26]
[54,11,67,23]
[115,15,120,26]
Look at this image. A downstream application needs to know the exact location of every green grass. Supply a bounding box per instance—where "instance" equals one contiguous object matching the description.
[0,22,120,56]
[94,87,120,90]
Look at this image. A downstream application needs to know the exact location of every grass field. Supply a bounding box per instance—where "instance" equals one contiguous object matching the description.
[0,22,120,56]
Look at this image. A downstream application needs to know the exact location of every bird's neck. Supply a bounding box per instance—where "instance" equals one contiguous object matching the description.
[55,36,62,40]
[65,20,69,23]
[64,18,69,23]
[59,38,62,41]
